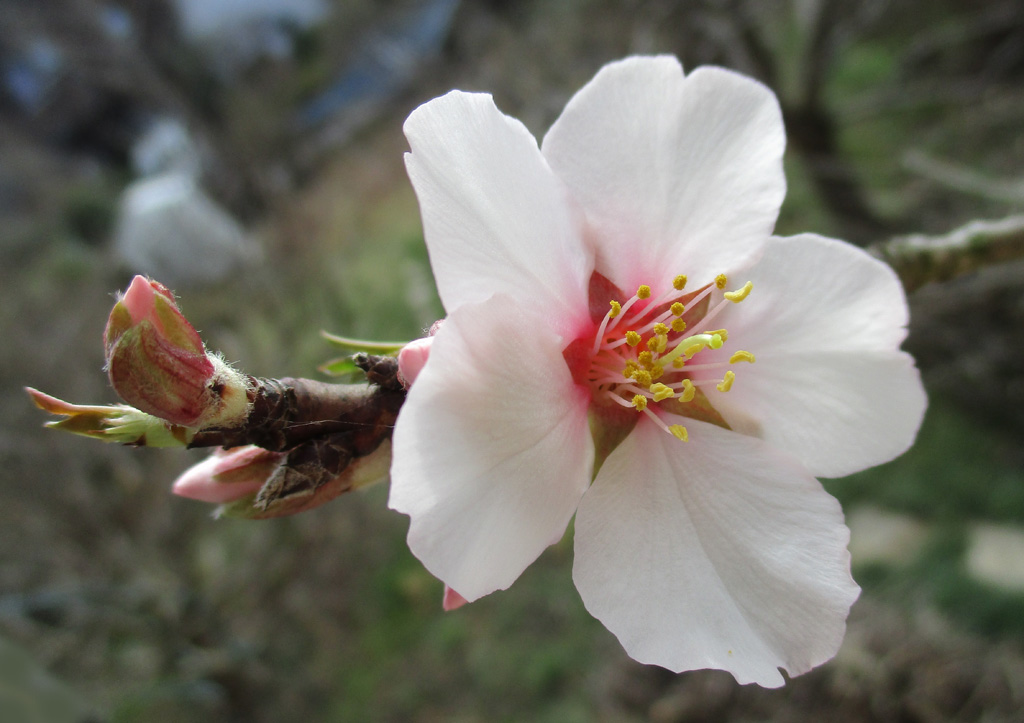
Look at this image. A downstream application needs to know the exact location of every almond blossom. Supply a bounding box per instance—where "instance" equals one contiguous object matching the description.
[388,56,926,686]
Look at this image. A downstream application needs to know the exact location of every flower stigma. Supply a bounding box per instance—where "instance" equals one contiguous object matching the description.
[580,274,755,442]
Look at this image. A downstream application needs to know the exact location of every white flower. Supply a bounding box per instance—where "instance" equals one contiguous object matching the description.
[388,56,926,686]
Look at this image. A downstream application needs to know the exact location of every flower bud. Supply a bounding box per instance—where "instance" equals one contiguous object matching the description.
[172,446,283,504]
[216,438,393,520]
[397,336,434,388]
[104,276,250,428]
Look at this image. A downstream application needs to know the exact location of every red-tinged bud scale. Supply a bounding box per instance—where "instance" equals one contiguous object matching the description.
[104,276,250,429]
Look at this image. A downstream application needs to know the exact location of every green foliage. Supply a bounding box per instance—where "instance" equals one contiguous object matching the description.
[829,402,1024,524]
[833,404,1024,640]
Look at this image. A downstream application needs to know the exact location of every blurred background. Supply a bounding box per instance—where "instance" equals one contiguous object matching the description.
[3,0,1024,720]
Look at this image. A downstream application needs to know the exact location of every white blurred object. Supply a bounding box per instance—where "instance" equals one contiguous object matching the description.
[131,118,204,178]
[846,506,928,567]
[966,523,1024,592]
[114,172,255,287]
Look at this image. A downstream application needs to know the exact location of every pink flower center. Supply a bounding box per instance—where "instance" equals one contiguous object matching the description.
[568,272,755,442]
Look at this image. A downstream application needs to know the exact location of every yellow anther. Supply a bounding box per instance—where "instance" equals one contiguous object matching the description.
[671,318,687,333]
[673,275,688,291]
[621,359,639,378]
[638,351,653,368]
[633,369,652,387]
[729,350,756,364]
[669,424,689,442]
[670,302,685,316]
[650,364,665,381]
[631,395,648,411]
[683,343,704,358]
[636,285,651,299]
[680,379,696,402]
[671,357,686,369]
[646,334,668,353]
[716,370,736,392]
[625,331,641,347]
[706,328,729,342]
[709,334,724,350]
[650,383,675,402]
[715,274,728,290]
[653,322,669,335]
[608,300,622,318]
[724,281,753,303]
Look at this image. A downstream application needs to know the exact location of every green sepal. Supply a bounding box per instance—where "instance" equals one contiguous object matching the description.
[27,387,194,447]
[587,403,638,479]
[659,386,732,430]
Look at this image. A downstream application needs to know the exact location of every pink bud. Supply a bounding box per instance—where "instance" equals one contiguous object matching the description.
[442,585,468,611]
[397,336,434,388]
[172,446,283,503]
[104,276,248,428]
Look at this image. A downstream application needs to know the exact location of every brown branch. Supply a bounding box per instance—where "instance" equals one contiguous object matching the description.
[190,354,405,452]
[870,215,1024,293]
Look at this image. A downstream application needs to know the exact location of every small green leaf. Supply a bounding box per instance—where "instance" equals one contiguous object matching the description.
[318,356,363,380]
[320,330,406,355]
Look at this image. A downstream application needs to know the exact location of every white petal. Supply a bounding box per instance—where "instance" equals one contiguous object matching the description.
[701,234,926,477]
[573,416,859,686]
[724,234,911,353]
[389,294,594,601]
[404,91,592,334]
[541,56,785,293]
[710,350,927,479]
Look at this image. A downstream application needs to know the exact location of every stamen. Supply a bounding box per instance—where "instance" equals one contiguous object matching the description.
[632,369,652,387]
[715,274,728,289]
[671,318,687,332]
[625,331,641,347]
[679,379,695,402]
[669,424,689,442]
[622,275,692,328]
[724,281,753,303]
[639,407,689,442]
[606,392,636,408]
[610,288,649,329]
[650,383,675,402]
[631,394,648,411]
[729,350,755,364]
[716,370,736,392]
[636,285,651,299]
[670,302,684,316]
[591,299,624,355]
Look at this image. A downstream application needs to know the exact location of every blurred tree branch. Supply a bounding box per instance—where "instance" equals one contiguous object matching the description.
[871,215,1024,293]
[903,150,1024,204]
